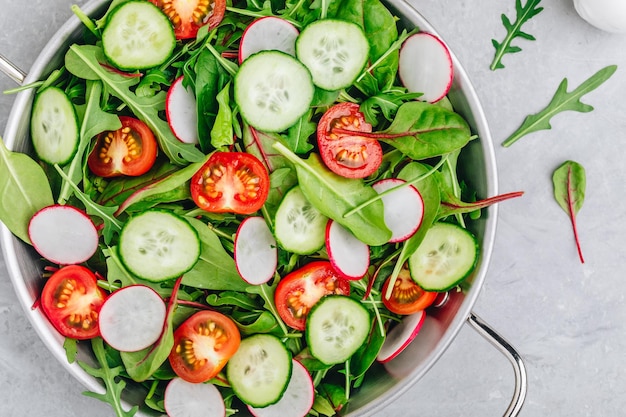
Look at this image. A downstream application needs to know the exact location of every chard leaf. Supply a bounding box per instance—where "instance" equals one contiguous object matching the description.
[552,160,586,263]
[503,65,617,146]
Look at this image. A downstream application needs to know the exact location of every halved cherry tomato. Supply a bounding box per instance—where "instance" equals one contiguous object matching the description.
[40,265,107,340]
[317,102,383,179]
[275,261,351,331]
[87,116,158,178]
[148,0,226,40]
[169,310,241,383]
[191,152,270,214]
[381,267,437,315]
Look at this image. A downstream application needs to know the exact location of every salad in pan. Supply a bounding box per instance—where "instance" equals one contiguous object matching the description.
[0,0,522,415]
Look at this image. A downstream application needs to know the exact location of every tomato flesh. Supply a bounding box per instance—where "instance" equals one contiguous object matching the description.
[88,116,157,178]
[275,261,351,330]
[169,310,240,383]
[149,0,226,40]
[191,152,270,214]
[317,102,382,179]
[40,265,107,340]
[382,267,437,315]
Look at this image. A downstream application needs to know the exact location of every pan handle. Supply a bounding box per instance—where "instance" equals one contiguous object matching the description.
[467,312,527,417]
[0,54,26,85]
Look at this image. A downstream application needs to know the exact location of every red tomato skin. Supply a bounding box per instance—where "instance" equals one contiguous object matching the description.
[317,102,382,179]
[40,265,107,340]
[382,271,437,315]
[87,116,158,178]
[148,0,226,40]
[275,261,351,331]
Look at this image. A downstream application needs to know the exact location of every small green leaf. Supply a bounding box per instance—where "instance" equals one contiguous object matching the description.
[552,160,586,263]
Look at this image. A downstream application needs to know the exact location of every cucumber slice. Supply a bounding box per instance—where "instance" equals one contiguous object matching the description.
[306,295,371,365]
[296,19,369,91]
[118,210,200,282]
[274,186,328,255]
[408,222,478,291]
[102,1,176,71]
[234,50,314,132]
[227,334,293,408]
[30,86,79,165]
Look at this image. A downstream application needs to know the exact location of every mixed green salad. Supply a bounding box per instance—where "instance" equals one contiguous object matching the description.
[0,0,522,415]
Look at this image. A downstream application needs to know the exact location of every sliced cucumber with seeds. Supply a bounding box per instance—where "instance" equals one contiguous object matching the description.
[30,86,79,165]
[234,50,314,132]
[227,334,292,408]
[118,210,200,282]
[296,19,370,91]
[102,0,176,71]
[306,295,371,365]
[274,186,328,255]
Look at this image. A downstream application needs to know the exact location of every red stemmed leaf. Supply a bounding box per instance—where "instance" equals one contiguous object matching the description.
[552,160,586,263]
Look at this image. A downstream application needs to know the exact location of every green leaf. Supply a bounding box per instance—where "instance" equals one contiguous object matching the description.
[284,109,316,154]
[490,0,544,71]
[210,81,234,150]
[503,65,617,146]
[552,160,586,263]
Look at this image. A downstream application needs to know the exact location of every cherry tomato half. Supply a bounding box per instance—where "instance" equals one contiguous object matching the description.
[317,102,383,179]
[40,265,107,340]
[381,267,437,315]
[275,261,351,331]
[149,0,226,40]
[169,310,241,383]
[87,116,158,178]
[191,152,270,215]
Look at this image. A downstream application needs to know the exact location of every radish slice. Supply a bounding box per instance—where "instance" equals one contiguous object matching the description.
[377,310,426,363]
[166,76,199,144]
[239,16,299,63]
[164,377,226,417]
[325,220,369,280]
[28,204,98,265]
[398,32,453,103]
[234,216,278,285]
[248,360,314,417]
[98,285,166,352]
[372,178,425,243]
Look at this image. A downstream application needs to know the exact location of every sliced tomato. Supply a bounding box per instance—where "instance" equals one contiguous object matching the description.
[148,0,226,40]
[317,102,382,179]
[382,267,437,315]
[40,265,107,340]
[275,261,351,331]
[191,152,270,214]
[169,310,241,383]
[87,116,158,178]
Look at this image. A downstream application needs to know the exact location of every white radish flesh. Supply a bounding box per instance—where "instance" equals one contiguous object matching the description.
[164,377,226,417]
[377,310,426,363]
[372,178,425,243]
[239,16,299,63]
[28,204,98,265]
[398,32,453,103]
[325,220,369,280]
[234,216,278,285]
[248,360,315,417]
[98,285,166,352]
[166,76,199,144]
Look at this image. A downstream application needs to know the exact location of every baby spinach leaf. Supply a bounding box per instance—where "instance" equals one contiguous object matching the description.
[552,160,586,263]
[491,0,544,71]
[503,65,617,147]
[210,81,234,150]
[0,137,54,244]
[362,0,399,91]
[98,162,179,206]
[234,311,280,336]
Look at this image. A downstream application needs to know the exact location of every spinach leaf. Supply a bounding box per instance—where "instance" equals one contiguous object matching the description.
[210,81,234,150]
[98,162,179,206]
[552,160,586,263]
[195,47,224,153]
[362,0,398,90]
[234,311,280,335]
[0,137,54,244]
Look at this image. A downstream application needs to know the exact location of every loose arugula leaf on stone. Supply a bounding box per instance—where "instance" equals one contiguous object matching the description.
[503,65,617,146]
[552,160,586,264]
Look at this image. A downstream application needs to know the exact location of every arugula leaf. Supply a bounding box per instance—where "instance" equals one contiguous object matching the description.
[502,65,617,147]
[284,110,316,154]
[490,0,544,71]
[552,160,586,263]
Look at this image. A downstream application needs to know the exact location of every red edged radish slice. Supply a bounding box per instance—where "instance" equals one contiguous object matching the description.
[372,178,425,243]
[377,310,426,363]
[166,76,199,144]
[239,16,299,63]
[98,285,167,352]
[248,360,315,417]
[325,220,369,280]
[28,204,98,265]
[398,32,453,103]
[164,377,226,417]
[234,216,277,285]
